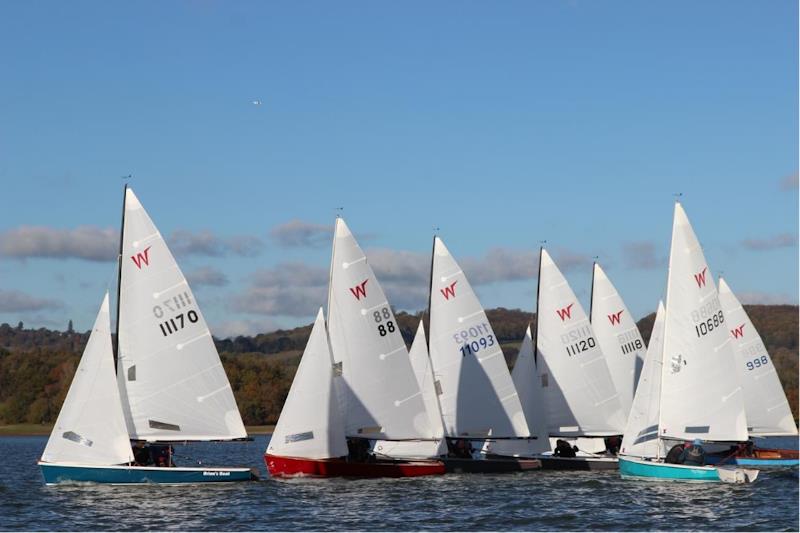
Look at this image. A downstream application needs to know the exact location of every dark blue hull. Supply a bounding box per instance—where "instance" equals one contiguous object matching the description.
[39,462,258,485]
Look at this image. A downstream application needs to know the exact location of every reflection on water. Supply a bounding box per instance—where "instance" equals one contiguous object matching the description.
[0,435,797,531]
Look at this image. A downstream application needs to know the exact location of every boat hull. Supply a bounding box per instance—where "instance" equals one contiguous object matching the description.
[264,454,445,478]
[39,462,258,485]
[536,455,619,471]
[443,456,541,474]
[706,447,799,468]
[619,456,758,483]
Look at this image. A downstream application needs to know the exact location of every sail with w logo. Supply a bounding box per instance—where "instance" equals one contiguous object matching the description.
[718,276,797,436]
[349,279,368,300]
[440,281,457,300]
[693,267,708,288]
[589,262,646,417]
[535,249,625,436]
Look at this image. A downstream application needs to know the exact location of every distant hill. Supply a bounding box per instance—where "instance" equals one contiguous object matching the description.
[1,305,796,426]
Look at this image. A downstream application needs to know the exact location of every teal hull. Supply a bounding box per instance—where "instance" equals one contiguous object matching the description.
[619,456,721,482]
[39,462,258,485]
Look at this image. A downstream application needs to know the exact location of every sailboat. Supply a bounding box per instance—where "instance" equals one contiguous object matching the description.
[266,217,444,477]
[264,309,444,477]
[590,262,646,416]
[39,186,257,484]
[618,202,758,483]
[531,248,626,469]
[427,236,541,473]
[702,277,798,467]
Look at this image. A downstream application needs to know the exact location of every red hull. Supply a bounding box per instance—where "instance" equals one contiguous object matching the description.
[752,447,799,460]
[264,454,445,478]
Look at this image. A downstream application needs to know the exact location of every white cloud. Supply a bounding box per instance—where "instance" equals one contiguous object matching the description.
[169,230,264,257]
[270,220,332,248]
[779,172,799,191]
[186,266,229,287]
[0,289,64,312]
[0,226,117,261]
[741,233,797,251]
[212,318,279,339]
[621,241,666,270]
[738,291,798,305]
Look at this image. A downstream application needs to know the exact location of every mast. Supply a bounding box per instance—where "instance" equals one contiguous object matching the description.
[425,233,436,351]
[531,245,544,364]
[589,260,597,324]
[113,183,127,369]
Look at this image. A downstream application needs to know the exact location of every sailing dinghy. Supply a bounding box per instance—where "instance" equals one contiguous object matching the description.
[39,186,256,484]
[618,202,758,483]
[702,277,798,468]
[531,248,626,469]
[427,237,541,473]
[265,310,444,477]
[265,218,444,477]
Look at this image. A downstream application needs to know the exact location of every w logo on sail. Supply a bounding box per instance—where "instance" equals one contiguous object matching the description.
[440,281,457,300]
[130,246,152,269]
[556,303,574,322]
[694,267,708,288]
[608,310,624,325]
[349,279,369,300]
[731,324,746,339]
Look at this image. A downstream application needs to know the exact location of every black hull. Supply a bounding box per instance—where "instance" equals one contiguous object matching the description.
[443,457,542,474]
[538,456,619,470]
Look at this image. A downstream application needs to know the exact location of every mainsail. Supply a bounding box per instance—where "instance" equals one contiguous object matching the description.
[718,277,798,436]
[42,293,133,465]
[659,203,747,442]
[427,237,529,438]
[326,217,432,440]
[620,301,666,459]
[536,248,626,436]
[267,309,348,460]
[116,187,247,441]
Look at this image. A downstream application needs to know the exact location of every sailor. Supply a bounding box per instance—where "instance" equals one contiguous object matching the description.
[553,439,577,458]
[679,439,706,466]
[132,441,151,466]
[665,443,684,464]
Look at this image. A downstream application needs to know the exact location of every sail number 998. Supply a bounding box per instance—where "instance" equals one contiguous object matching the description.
[746,355,769,371]
[373,307,395,337]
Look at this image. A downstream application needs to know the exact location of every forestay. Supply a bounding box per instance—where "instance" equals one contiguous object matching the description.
[116,188,247,441]
[659,203,747,442]
[718,277,798,436]
[620,301,665,459]
[428,237,529,438]
[326,218,432,440]
[267,309,348,460]
[536,248,626,436]
[591,262,646,415]
[42,293,133,466]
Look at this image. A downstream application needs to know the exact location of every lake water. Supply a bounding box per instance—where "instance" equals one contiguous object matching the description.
[1,435,797,531]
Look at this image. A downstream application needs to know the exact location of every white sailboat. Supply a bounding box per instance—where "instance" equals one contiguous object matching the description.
[533,248,626,469]
[590,262,646,416]
[619,202,757,483]
[326,218,443,460]
[39,186,256,484]
[427,236,541,472]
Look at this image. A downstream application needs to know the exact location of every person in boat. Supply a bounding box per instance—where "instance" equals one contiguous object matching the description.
[132,441,152,466]
[678,439,706,466]
[151,444,175,467]
[665,443,685,464]
[604,436,621,456]
[449,438,474,459]
[553,439,577,458]
[346,437,373,463]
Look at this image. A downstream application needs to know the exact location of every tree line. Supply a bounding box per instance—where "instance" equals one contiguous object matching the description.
[0,305,796,426]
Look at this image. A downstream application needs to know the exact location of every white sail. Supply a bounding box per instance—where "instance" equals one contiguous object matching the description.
[407,321,448,455]
[718,277,798,436]
[428,237,529,438]
[267,309,348,459]
[42,293,133,465]
[326,218,432,440]
[621,301,666,459]
[116,188,246,441]
[491,326,551,456]
[659,203,747,442]
[536,248,626,436]
[590,262,646,416]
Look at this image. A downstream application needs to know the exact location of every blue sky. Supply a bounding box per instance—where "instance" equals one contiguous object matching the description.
[1,0,797,337]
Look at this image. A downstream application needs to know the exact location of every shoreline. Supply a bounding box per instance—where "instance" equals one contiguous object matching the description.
[0,424,275,437]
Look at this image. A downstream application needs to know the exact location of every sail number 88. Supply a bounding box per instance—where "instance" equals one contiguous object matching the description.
[373,307,395,337]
